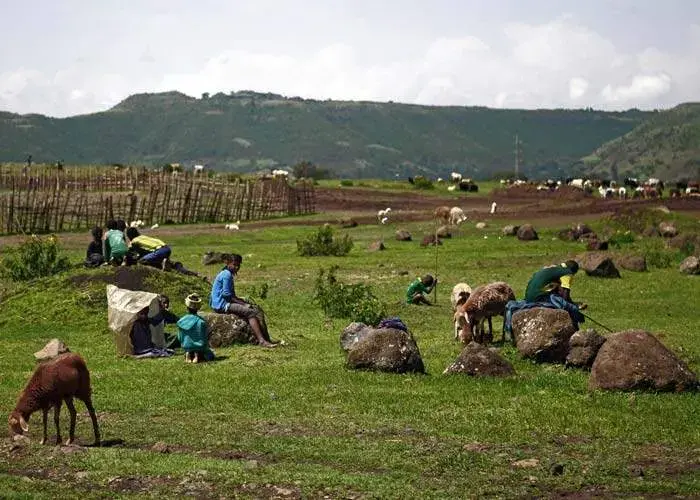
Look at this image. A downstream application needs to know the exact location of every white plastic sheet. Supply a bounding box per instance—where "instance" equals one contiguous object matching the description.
[106,285,165,356]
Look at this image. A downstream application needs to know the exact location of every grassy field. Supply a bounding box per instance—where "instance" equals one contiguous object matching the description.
[0,209,699,498]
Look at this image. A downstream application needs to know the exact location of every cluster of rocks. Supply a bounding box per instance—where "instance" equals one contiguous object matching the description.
[558,223,608,250]
[501,224,539,241]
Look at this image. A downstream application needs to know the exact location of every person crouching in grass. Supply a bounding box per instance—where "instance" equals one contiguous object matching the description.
[177,293,214,363]
[125,227,171,270]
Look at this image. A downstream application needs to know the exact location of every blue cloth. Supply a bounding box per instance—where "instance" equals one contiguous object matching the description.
[503,293,584,341]
[140,245,171,266]
[177,313,211,352]
[378,317,409,332]
[210,267,235,312]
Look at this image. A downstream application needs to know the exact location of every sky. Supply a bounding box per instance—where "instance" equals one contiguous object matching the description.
[1,0,699,117]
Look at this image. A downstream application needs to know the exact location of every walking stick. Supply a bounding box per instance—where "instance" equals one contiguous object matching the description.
[581,312,613,333]
[434,217,439,304]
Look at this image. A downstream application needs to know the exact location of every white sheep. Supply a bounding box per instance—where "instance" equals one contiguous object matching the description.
[490,202,497,214]
[8,353,100,446]
[449,206,467,225]
[225,220,241,230]
[150,223,159,230]
[450,172,462,183]
[129,220,145,228]
[377,207,391,222]
[450,283,472,339]
[454,281,515,344]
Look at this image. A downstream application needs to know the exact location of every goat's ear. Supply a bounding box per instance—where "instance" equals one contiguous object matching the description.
[19,416,29,432]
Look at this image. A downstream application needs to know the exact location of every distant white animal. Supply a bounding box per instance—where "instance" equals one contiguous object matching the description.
[380,217,389,224]
[150,223,159,230]
[490,202,497,214]
[450,172,462,183]
[193,164,205,173]
[377,208,392,222]
[272,169,290,178]
[225,220,241,230]
[129,220,145,228]
[447,185,457,192]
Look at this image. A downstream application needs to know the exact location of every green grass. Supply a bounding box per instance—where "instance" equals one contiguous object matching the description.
[1,213,699,498]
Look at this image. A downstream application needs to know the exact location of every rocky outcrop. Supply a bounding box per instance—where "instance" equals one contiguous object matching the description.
[512,308,576,363]
[589,330,698,392]
[576,253,621,278]
[517,224,539,241]
[443,342,515,377]
[343,326,425,374]
[566,329,606,369]
[202,313,254,347]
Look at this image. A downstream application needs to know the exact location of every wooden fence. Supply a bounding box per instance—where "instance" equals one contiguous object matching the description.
[0,168,316,235]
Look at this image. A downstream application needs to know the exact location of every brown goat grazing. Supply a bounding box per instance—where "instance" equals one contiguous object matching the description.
[8,353,100,446]
[454,282,515,344]
[433,205,451,224]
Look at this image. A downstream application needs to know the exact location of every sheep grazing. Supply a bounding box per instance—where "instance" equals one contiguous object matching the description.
[8,353,100,446]
[450,283,473,339]
[129,220,145,229]
[434,205,451,224]
[449,206,467,225]
[454,282,515,344]
[225,220,241,230]
[377,207,392,223]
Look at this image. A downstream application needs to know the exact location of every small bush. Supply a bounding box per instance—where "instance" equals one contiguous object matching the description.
[412,177,434,190]
[0,234,71,281]
[313,266,386,325]
[607,208,666,234]
[339,180,354,187]
[297,225,353,256]
[609,231,636,248]
[643,249,674,269]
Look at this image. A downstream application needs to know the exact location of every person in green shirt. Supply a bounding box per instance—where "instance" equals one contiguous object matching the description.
[102,220,128,265]
[177,293,214,363]
[524,260,584,307]
[406,274,437,305]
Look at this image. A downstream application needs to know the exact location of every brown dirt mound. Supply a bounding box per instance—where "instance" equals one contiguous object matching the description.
[69,266,160,292]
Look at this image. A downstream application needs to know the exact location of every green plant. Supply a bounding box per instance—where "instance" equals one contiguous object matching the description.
[643,248,674,269]
[339,179,354,187]
[313,265,386,325]
[608,231,636,248]
[248,282,269,300]
[0,234,71,281]
[297,225,354,256]
[412,177,434,190]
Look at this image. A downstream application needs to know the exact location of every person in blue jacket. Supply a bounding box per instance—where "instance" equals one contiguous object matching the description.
[209,254,278,348]
[177,293,214,363]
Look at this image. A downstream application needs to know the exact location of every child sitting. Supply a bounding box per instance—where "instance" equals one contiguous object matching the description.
[405,274,437,305]
[84,226,105,268]
[177,293,214,363]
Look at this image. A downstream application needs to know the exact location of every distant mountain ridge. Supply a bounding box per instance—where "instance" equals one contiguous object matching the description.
[0,90,652,179]
[582,102,700,182]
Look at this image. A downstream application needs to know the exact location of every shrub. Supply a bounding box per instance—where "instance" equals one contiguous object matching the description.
[412,177,434,190]
[0,234,71,281]
[313,266,386,325]
[643,248,674,269]
[339,180,354,187]
[297,225,353,256]
[608,231,636,248]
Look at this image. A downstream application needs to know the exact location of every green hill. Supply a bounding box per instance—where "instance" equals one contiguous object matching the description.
[583,103,700,181]
[0,90,650,179]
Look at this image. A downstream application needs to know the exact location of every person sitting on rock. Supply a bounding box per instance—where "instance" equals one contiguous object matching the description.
[405,274,437,305]
[130,306,174,358]
[84,226,105,268]
[150,294,180,348]
[177,293,214,363]
[209,254,278,348]
[125,227,171,270]
[103,219,128,265]
[524,260,584,306]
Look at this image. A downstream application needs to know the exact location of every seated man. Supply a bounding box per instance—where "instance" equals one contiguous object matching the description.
[103,219,128,265]
[209,254,278,348]
[524,260,583,305]
[130,306,174,358]
[405,274,437,305]
[85,226,105,268]
[125,227,171,270]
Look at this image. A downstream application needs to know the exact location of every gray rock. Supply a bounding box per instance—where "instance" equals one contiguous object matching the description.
[586,239,608,251]
[512,308,576,363]
[443,342,515,377]
[34,339,70,362]
[368,240,386,251]
[589,330,698,392]
[340,322,373,352]
[420,234,442,247]
[566,329,606,369]
[202,251,233,266]
[338,217,358,228]
[345,328,425,374]
[395,230,412,241]
[680,256,700,275]
[502,225,519,236]
[517,224,539,241]
[436,226,452,238]
[658,221,678,238]
[202,313,254,347]
[615,254,647,272]
[576,252,621,278]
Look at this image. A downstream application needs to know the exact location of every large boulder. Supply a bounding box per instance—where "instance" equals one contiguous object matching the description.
[576,253,621,278]
[512,308,576,363]
[615,254,647,272]
[443,342,515,377]
[202,251,233,266]
[586,239,608,251]
[34,339,70,362]
[658,221,678,238]
[340,322,373,351]
[566,329,606,369]
[420,234,442,247]
[679,256,700,275]
[202,313,254,347]
[667,233,700,252]
[589,330,698,392]
[345,328,425,374]
[517,224,539,241]
[338,217,358,228]
[395,230,412,241]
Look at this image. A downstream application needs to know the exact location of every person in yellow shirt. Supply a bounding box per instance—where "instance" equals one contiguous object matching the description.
[125,227,171,270]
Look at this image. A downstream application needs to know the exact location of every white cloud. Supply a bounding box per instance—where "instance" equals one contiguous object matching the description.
[1,17,699,116]
[569,77,589,100]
